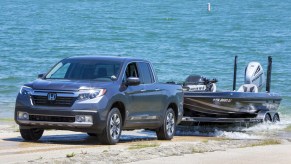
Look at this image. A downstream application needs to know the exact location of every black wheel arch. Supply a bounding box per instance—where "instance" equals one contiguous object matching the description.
[110,101,126,126]
[166,102,179,123]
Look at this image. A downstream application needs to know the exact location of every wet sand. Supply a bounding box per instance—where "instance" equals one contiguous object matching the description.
[0,122,290,164]
[131,143,291,164]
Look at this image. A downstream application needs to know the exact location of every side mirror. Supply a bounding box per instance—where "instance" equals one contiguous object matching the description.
[38,73,45,79]
[126,77,140,86]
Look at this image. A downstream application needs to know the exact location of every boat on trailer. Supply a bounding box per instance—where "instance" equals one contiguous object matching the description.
[181,56,282,124]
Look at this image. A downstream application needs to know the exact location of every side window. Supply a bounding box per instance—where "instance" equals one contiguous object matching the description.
[138,62,154,84]
[124,63,139,81]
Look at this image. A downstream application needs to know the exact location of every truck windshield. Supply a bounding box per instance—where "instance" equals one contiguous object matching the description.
[45,60,121,81]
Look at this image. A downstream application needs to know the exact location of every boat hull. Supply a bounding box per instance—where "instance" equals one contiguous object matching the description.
[183,91,282,118]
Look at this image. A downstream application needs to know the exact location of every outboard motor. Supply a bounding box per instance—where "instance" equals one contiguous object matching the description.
[244,62,265,91]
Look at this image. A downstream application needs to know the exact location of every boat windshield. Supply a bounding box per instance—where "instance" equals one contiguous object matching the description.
[45,60,122,81]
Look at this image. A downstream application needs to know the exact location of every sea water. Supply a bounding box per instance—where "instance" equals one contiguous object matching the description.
[0,0,290,129]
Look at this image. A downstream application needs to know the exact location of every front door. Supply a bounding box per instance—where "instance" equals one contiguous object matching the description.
[137,62,164,121]
[123,62,147,123]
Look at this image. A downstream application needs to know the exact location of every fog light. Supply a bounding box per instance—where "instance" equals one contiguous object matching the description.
[75,115,92,123]
[84,116,93,123]
[76,115,85,122]
[18,112,29,120]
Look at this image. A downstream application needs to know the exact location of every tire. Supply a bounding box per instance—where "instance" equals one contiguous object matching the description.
[272,114,280,123]
[156,108,176,140]
[20,127,44,141]
[264,114,272,123]
[98,108,122,145]
[87,133,97,137]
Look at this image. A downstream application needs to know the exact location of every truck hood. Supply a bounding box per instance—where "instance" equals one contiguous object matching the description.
[30,79,113,91]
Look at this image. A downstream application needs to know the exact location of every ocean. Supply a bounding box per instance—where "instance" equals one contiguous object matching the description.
[0,0,290,122]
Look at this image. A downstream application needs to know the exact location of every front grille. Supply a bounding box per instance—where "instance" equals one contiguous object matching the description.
[29,115,75,122]
[32,95,76,107]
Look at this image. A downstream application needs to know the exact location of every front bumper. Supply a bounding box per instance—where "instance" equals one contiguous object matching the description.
[17,119,93,127]
[15,90,111,133]
[15,108,107,133]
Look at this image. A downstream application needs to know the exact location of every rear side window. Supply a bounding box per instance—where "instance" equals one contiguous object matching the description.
[138,62,154,84]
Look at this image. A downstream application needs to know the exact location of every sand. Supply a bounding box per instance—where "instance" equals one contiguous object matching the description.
[0,122,290,164]
[131,143,291,164]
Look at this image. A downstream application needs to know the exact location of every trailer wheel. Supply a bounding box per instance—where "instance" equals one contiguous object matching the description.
[272,114,280,123]
[156,108,176,140]
[264,114,272,123]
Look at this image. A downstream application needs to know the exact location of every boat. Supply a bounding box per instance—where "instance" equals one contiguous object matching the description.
[182,56,282,123]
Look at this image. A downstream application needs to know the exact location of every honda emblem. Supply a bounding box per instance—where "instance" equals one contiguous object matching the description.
[47,93,57,101]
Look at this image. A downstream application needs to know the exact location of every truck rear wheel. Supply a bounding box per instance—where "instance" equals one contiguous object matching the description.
[20,127,44,141]
[98,108,122,145]
[156,108,176,140]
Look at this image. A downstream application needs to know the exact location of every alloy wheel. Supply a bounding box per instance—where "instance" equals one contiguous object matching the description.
[166,112,175,136]
[109,113,121,140]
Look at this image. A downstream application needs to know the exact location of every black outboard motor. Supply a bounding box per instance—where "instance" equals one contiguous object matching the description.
[183,75,217,92]
[184,75,205,85]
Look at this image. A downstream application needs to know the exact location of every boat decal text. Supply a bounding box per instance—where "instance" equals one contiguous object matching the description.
[213,98,232,103]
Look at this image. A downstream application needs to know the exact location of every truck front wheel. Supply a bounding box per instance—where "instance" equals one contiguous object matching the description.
[98,108,122,145]
[20,127,44,141]
[156,108,176,140]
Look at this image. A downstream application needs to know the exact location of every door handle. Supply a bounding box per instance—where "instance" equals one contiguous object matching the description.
[155,88,160,91]
[140,89,146,92]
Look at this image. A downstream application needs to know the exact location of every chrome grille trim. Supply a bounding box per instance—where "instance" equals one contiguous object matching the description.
[30,90,78,107]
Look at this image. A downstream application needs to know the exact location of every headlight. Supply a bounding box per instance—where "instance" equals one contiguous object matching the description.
[77,89,106,101]
[19,86,33,95]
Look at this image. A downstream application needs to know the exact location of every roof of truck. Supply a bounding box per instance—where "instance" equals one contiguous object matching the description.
[66,56,148,63]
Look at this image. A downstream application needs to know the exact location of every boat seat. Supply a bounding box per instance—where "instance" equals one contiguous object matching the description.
[211,83,217,92]
[237,84,258,93]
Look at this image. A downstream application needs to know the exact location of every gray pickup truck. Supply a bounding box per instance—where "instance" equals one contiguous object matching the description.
[15,56,183,144]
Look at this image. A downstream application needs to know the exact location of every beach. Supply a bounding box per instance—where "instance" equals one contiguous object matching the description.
[131,143,291,164]
[1,121,290,164]
[1,0,291,163]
